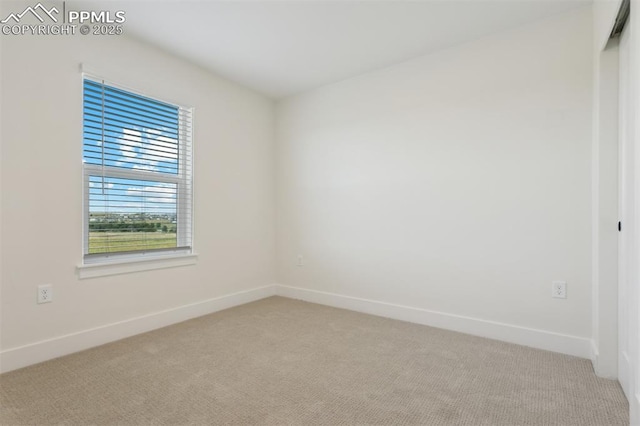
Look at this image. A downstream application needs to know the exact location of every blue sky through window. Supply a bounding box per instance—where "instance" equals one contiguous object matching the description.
[83,79,180,216]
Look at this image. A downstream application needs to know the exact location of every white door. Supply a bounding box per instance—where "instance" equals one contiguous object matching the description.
[618,15,634,401]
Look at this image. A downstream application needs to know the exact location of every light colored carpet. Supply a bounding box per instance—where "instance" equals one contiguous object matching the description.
[0,296,628,425]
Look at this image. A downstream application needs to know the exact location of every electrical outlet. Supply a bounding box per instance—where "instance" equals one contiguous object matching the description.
[552,281,566,299]
[37,284,53,304]
[296,255,304,267]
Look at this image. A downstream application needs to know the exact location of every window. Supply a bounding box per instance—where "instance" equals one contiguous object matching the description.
[82,77,193,264]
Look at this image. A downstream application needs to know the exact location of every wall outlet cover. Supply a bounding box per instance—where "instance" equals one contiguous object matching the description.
[38,284,53,304]
[552,281,567,299]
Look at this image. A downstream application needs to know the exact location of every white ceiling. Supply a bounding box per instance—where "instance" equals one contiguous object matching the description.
[83,1,590,98]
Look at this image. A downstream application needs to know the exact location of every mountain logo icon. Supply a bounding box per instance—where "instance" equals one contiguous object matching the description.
[1,3,59,24]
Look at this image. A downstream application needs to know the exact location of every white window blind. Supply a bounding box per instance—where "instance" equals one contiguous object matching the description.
[82,77,193,263]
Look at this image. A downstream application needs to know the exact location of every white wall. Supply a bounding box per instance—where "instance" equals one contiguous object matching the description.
[0,30,276,370]
[276,7,594,356]
[0,3,604,373]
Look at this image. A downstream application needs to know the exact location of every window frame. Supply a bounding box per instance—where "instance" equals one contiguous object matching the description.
[80,74,194,269]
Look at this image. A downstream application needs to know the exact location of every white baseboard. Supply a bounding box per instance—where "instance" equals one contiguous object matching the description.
[632,394,640,426]
[620,350,631,401]
[591,340,600,372]
[590,340,620,379]
[0,285,277,374]
[591,339,599,361]
[0,283,594,373]
[275,284,593,359]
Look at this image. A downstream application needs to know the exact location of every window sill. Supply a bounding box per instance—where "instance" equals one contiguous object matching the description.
[77,253,198,279]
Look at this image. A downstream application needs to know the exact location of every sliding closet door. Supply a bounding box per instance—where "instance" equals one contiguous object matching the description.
[618,12,636,404]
